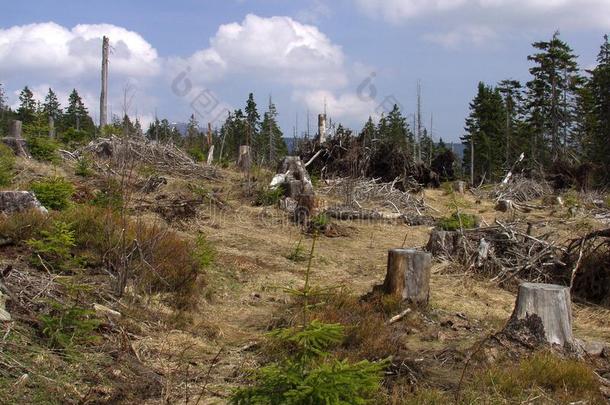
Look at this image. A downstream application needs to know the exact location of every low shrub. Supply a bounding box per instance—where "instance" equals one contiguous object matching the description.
[437,212,477,231]
[310,213,330,231]
[254,186,285,206]
[40,300,100,351]
[26,135,60,162]
[470,351,603,402]
[0,209,49,243]
[0,143,15,186]
[286,238,306,262]
[193,233,215,268]
[231,320,387,404]
[90,179,123,210]
[27,221,75,270]
[30,177,74,211]
[133,221,204,309]
[187,147,206,162]
[75,156,94,177]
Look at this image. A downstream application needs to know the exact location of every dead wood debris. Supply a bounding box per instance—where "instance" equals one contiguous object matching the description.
[489,175,552,203]
[78,137,218,179]
[429,220,566,287]
[320,177,433,221]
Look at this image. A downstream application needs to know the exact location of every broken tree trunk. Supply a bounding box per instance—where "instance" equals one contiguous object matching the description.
[207,144,214,165]
[453,181,466,194]
[8,120,22,139]
[508,282,574,347]
[382,248,431,304]
[237,145,251,172]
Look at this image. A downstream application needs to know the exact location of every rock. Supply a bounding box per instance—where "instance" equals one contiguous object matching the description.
[0,292,11,321]
[577,339,608,357]
[0,191,48,214]
[93,303,121,319]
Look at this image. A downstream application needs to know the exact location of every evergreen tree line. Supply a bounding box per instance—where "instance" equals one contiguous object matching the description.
[462,32,610,185]
[0,85,97,144]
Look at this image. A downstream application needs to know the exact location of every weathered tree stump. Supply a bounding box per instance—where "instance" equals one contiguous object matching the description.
[507,282,574,347]
[237,145,251,171]
[426,229,463,257]
[8,120,22,139]
[452,181,466,194]
[382,248,431,304]
[495,199,514,212]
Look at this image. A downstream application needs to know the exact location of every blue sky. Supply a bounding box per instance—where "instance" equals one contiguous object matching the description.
[1,0,608,141]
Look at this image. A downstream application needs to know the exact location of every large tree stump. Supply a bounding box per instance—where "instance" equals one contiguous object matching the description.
[382,248,431,304]
[8,120,22,139]
[452,181,466,194]
[237,145,251,171]
[508,283,574,347]
[426,229,463,257]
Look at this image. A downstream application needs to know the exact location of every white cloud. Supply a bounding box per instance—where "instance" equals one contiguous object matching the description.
[423,25,496,48]
[296,0,333,24]
[0,22,160,79]
[293,89,378,123]
[174,14,347,89]
[354,0,610,28]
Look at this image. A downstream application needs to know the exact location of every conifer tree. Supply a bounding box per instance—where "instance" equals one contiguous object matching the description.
[589,34,610,178]
[261,98,286,164]
[497,79,524,165]
[462,82,507,183]
[359,116,376,148]
[525,31,582,163]
[43,88,62,121]
[17,86,36,124]
[0,83,6,112]
[63,89,94,134]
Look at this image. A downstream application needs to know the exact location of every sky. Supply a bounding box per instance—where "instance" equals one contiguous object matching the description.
[1,0,609,141]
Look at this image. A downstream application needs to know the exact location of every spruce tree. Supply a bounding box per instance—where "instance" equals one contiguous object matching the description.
[43,88,62,121]
[63,89,94,134]
[359,116,376,148]
[497,79,524,166]
[462,82,507,183]
[245,93,261,154]
[186,113,200,148]
[525,31,582,163]
[261,99,286,164]
[17,86,36,124]
[589,34,610,180]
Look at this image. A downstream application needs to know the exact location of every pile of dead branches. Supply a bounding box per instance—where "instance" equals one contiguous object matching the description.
[490,175,551,203]
[80,137,218,179]
[564,228,610,305]
[430,220,566,286]
[320,177,430,216]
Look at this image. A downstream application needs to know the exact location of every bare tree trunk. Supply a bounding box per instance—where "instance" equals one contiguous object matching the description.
[100,36,109,128]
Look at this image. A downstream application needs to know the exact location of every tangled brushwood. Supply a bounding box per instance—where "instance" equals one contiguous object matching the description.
[429,221,610,305]
[68,136,218,179]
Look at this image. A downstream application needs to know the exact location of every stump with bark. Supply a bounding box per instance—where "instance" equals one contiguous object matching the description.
[382,248,431,304]
[426,229,463,257]
[507,282,574,347]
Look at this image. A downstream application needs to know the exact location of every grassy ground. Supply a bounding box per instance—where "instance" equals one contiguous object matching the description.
[1,157,609,403]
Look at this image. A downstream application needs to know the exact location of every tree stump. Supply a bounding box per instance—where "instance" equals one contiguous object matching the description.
[452,181,466,194]
[495,199,513,212]
[8,120,22,139]
[508,282,574,347]
[382,248,431,304]
[237,145,251,171]
[426,229,462,257]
